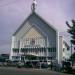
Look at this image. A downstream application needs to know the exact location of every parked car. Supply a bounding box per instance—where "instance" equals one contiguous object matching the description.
[17,61,24,68]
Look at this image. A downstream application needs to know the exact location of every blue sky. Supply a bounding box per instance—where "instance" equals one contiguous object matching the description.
[0,0,75,54]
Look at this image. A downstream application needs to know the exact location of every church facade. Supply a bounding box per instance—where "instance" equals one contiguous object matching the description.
[10,0,70,66]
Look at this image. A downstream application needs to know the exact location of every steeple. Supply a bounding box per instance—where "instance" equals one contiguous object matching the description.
[31,0,37,12]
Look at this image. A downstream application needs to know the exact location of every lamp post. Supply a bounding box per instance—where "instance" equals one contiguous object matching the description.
[51,57,52,70]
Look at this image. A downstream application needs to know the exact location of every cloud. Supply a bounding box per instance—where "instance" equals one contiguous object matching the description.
[0,43,10,54]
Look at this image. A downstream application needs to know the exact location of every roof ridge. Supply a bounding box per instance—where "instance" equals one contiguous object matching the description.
[13,12,58,36]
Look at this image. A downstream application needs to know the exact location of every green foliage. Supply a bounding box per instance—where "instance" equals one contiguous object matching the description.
[24,63,33,68]
[70,52,75,61]
[66,20,75,45]
[61,61,72,73]
[25,55,37,60]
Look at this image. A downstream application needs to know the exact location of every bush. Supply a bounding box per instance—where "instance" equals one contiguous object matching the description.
[24,62,33,68]
[61,61,72,73]
[24,63,33,68]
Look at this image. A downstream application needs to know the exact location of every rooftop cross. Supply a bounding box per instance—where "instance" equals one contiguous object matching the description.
[31,0,37,12]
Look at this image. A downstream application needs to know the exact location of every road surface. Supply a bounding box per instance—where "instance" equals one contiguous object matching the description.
[0,67,72,75]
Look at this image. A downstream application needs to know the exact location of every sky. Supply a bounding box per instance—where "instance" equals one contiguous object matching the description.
[0,0,75,54]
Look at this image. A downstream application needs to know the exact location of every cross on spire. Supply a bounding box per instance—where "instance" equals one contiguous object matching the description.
[31,0,37,12]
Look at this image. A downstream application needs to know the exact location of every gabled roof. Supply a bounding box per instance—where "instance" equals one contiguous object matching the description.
[13,12,58,36]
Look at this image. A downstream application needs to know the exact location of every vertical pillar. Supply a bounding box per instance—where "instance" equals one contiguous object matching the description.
[46,37,49,63]
[9,36,15,60]
[56,31,60,66]
[19,39,21,61]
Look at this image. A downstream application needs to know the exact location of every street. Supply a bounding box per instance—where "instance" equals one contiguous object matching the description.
[0,67,72,75]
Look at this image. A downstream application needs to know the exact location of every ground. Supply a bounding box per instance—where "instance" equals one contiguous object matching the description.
[0,67,72,75]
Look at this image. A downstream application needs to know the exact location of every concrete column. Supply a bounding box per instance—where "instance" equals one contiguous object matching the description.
[56,31,60,65]
[9,36,15,60]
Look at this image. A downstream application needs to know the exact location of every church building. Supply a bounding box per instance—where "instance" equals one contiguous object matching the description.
[10,0,70,66]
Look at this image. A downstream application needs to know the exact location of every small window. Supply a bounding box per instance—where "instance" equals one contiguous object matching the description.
[30,38,35,45]
[63,48,65,52]
[12,56,19,60]
[67,47,70,50]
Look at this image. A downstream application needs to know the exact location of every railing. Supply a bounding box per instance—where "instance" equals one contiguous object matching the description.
[13,37,46,48]
[13,48,19,53]
[13,47,56,53]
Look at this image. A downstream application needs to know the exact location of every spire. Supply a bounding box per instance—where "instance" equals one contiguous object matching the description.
[31,0,37,12]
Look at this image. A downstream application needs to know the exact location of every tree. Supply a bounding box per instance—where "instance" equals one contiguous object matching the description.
[66,20,75,66]
[70,52,75,61]
[66,20,75,45]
